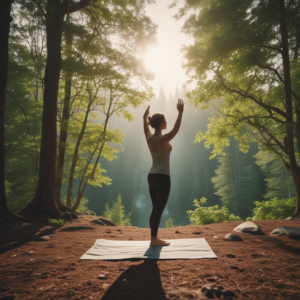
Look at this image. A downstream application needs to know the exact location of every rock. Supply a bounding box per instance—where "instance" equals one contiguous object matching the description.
[213,236,218,238]
[222,290,236,297]
[270,226,300,239]
[37,235,50,241]
[84,210,96,216]
[201,283,216,293]
[205,289,214,299]
[226,253,236,258]
[233,221,263,235]
[224,233,243,241]
[90,219,106,226]
[60,212,78,220]
[96,217,116,226]
[98,274,107,279]
[60,226,94,232]
[206,276,218,282]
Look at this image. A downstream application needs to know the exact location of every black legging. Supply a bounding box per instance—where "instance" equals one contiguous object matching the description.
[147,173,171,237]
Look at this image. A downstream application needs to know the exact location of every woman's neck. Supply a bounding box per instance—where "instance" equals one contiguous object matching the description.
[154,129,162,135]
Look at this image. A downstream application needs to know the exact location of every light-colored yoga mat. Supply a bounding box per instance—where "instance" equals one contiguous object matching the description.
[80,238,217,260]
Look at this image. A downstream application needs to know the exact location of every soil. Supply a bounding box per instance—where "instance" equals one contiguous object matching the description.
[1,215,300,300]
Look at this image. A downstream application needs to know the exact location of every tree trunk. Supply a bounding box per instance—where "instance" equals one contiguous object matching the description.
[72,87,113,211]
[0,0,14,220]
[278,0,300,217]
[55,14,72,203]
[66,100,92,207]
[22,0,65,218]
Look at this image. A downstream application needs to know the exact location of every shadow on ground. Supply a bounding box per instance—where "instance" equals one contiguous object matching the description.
[100,259,167,300]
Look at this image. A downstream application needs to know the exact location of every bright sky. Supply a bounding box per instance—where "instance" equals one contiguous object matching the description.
[144,1,195,98]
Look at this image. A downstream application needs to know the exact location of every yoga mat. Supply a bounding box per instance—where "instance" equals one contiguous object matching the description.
[80,238,217,260]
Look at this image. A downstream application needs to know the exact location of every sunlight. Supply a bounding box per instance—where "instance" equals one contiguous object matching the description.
[145,47,165,72]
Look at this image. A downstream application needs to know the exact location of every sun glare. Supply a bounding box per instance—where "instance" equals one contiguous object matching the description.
[145,48,165,72]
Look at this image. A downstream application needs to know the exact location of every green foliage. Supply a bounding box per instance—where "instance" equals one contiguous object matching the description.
[248,197,297,221]
[187,197,242,225]
[165,217,175,228]
[102,193,132,226]
[212,137,265,219]
[178,0,300,206]
[254,150,296,200]
[48,219,66,226]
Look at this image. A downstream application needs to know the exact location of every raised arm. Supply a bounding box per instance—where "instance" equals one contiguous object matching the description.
[143,105,152,139]
[161,99,184,143]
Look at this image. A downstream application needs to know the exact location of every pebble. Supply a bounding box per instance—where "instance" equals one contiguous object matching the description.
[38,236,50,241]
[213,236,218,238]
[224,233,243,241]
[98,274,107,279]
[226,253,236,258]
[206,276,218,282]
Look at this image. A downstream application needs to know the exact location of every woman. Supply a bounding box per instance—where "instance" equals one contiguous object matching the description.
[143,99,184,246]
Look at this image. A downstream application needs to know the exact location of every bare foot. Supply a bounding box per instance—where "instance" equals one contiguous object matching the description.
[150,238,170,247]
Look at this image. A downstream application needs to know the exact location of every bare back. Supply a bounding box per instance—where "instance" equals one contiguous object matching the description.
[148,135,170,152]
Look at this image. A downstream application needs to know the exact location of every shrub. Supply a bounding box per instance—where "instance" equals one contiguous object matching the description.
[48,218,65,226]
[102,193,132,226]
[187,197,242,225]
[165,217,175,228]
[247,197,296,220]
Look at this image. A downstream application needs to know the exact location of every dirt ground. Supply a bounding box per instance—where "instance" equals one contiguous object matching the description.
[1,215,300,300]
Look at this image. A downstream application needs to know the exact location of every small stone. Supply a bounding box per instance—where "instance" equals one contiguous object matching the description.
[205,289,214,299]
[224,233,243,241]
[201,283,216,293]
[213,236,218,238]
[226,253,236,258]
[206,276,218,282]
[233,221,263,235]
[29,251,34,253]
[98,274,107,279]
[222,290,236,297]
[123,279,127,281]
[90,219,105,226]
[192,232,202,235]
[38,236,50,241]
[175,230,180,233]
[117,229,122,231]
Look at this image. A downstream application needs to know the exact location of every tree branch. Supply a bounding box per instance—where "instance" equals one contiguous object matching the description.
[65,0,91,14]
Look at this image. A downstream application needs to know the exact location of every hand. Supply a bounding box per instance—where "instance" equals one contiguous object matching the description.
[176,99,184,113]
[143,105,150,119]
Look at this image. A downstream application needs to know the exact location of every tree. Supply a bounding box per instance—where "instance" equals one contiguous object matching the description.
[20,0,93,218]
[255,150,296,200]
[19,0,156,218]
[102,193,132,226]
[0,0,27,222]
[176,0,300,217]
[212,136,265,219]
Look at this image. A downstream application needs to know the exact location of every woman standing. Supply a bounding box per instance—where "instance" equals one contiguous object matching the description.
[143,99,184,246]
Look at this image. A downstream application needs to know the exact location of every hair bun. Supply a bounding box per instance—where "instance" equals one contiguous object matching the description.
[148,116,152,121]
